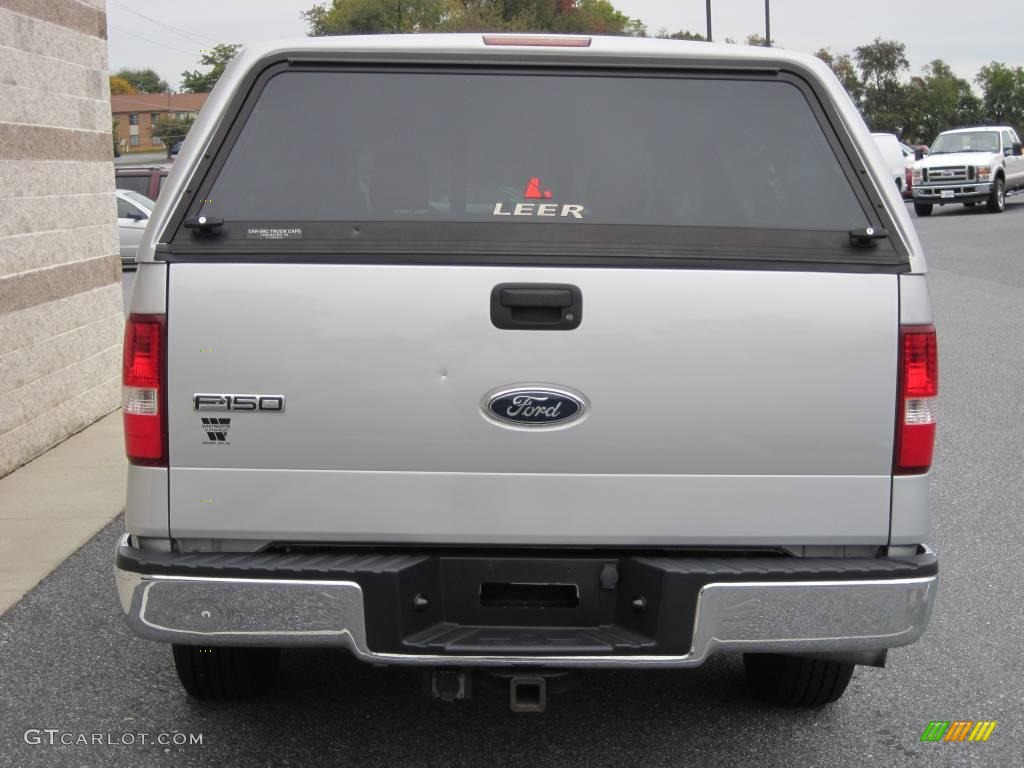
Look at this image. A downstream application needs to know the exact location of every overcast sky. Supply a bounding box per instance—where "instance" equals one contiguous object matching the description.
[106,0,1019,92]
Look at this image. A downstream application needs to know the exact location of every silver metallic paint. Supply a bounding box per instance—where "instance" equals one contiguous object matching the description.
[164,264,898,544]
[125,465,169,538]
[890,474,931,545]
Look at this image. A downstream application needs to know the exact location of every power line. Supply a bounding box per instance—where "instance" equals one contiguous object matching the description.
[108,24,198,56]
[109,0,220,45]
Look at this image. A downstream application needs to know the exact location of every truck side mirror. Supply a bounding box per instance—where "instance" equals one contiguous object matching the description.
[914,148,925,161]
[1014,142,1023,156]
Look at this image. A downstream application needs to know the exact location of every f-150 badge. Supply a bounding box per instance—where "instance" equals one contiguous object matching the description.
[193,394,285,412]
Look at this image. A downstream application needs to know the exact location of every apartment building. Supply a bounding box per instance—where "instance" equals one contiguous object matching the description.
[111,92,208,152]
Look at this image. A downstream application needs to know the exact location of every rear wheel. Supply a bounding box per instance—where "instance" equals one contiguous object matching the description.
[987,177,1006,212]
[172,645,281,700]
[913,202,933,217]
[743,653,854,707]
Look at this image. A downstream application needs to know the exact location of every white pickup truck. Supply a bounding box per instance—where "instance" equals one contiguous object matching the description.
[116,34,939,712]
[912,126,1024,215]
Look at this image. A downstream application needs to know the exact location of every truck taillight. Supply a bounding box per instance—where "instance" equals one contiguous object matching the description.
[123,314,166,465]
[895,325,938,474]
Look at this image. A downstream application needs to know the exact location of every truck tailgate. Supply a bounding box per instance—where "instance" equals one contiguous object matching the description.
[166,263,897,545]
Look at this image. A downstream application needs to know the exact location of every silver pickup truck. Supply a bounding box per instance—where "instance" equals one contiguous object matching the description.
[116,34,939,711]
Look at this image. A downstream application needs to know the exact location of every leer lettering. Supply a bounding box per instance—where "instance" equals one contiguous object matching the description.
[493,203,584,218]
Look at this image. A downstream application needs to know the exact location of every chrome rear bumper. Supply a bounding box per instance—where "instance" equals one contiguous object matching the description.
[115,536,937,668]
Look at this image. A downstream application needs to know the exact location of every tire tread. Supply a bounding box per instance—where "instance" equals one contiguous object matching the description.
[172,645,280,700]
[744,653,854,707]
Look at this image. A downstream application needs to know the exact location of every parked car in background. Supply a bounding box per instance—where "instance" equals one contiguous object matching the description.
[115,189,154,270]
[912,126,1024,215]
[871,133,906,194]
[169,142,183,158]
[115,166,169,202]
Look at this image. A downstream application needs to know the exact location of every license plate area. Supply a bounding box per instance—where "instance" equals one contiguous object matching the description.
[380,556,698,656]
[480,581,580,608]
[941,190,955,198]
[441,558,612,626]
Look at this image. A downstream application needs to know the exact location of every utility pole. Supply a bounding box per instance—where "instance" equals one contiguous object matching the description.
[764,0,771,46]
[706,0,712,42]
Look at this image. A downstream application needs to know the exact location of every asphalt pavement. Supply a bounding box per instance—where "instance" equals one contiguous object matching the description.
[1,199,1022,767]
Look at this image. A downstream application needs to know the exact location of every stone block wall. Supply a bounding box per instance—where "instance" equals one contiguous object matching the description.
[0,0,121,476]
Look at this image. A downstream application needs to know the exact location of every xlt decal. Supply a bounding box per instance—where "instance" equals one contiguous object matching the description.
[201,418,231,444]
[492,177,585,219]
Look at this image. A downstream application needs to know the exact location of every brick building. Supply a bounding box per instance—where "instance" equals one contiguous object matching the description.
[111,92,208,153]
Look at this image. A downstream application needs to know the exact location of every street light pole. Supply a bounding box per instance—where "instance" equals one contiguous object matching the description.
[706,0,712,42]
[764,0,771,46]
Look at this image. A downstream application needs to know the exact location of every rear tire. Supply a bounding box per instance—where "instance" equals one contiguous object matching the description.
[987,177,1006,212]
[172,645,280,700]
[913,202,933,217]
[743,653,854,707]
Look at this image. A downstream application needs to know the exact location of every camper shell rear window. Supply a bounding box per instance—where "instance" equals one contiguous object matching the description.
[165,63,903,269]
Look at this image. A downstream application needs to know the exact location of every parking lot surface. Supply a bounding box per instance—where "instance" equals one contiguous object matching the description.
[1,201,1021,767]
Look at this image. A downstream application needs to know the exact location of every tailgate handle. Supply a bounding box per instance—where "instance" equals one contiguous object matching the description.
[491,283,582,330]
[500,288,572,308]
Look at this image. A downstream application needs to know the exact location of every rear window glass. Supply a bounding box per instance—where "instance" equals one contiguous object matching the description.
[197,71,868,233]
[116,174,151,196]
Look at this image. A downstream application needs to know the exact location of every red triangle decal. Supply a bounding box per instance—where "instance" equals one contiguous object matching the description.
[524,177,542,199]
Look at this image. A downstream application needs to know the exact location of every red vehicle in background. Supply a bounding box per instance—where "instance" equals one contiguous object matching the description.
[114,166,169,201]
[900,143,928,200]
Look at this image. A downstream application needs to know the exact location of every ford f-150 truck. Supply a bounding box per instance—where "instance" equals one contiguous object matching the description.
[912,125,1024,216]
[116,34,939,711]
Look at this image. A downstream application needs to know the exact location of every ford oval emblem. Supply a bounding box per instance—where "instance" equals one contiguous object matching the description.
[484,386,587,428]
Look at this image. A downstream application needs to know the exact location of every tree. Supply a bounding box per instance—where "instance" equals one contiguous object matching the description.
[814,48,863,105]
[114,68,169,94]
[855,38,910,133]
[109,75,137,95]
[975,62,1024,127]
[744,33,772,47]
[904,60,980,142]
[152,115,195,156]
[303,0,446,34]
[303,0,646,36]
[655,29,706,41]
[180,44,241,93]
[551,0,645,36]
